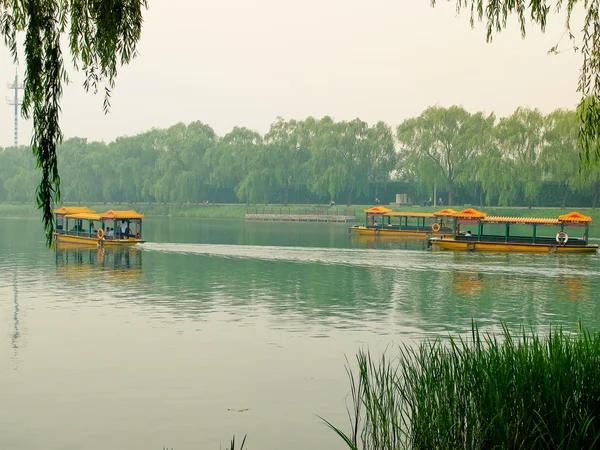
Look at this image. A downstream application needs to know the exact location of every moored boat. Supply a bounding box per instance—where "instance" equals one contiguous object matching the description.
[429,208,598,253]
[349,206,455,237]
[53,206,146,246]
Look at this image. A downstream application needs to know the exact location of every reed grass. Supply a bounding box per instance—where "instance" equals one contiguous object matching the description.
[162,434,246,450]
[323,323,600,449]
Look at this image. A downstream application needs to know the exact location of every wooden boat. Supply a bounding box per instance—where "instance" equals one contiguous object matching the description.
[349,206,455,237]
[429,208,598,253]
[53,206,146,246]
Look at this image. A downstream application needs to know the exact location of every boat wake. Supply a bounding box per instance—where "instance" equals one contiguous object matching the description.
[141,242,600,279]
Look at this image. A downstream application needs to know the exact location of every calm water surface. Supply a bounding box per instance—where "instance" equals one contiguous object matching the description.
[1,217,600,449]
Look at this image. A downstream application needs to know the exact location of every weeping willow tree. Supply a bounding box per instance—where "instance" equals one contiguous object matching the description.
[431,0,600,164]
[0,0,147,244]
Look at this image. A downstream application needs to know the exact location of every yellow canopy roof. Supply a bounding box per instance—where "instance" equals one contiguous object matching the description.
[387,212,434,218]
[53,206,96,215]
[100,209,145,219]
[484,216,560,225]
[455,208,487,219]
[434,208,458,217]
[65,212,103,220]
[558,211,593,223]
[364,206,392,214]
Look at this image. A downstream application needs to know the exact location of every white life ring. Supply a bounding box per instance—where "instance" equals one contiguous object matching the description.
[556,231,568,245]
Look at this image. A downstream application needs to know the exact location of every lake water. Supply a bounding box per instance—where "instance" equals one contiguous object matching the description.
[1,217,600,449]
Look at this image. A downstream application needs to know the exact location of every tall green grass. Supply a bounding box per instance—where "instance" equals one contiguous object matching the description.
[323,323,600,449]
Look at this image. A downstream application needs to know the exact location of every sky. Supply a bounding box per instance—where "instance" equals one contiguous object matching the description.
[0,0,584,147]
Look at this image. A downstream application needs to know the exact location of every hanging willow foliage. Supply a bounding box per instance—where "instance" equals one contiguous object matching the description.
[0,0,147,245]
[431,0,600,165]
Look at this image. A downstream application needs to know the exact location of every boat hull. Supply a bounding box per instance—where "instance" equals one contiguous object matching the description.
[54,233,145,246]
[349,226,447,237]
[430,238,598,254]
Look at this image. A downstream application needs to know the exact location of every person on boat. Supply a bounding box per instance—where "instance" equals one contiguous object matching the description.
[90,223,96,234]
[107,227,113,237]
[373,220,379,227]
[120,221,127,238]
[465,230,472,237]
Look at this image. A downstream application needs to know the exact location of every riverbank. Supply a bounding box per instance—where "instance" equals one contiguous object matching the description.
[2,203,600,225]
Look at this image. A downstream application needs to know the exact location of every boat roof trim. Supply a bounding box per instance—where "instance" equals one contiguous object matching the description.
[65,212,103,220]
[387,212,435,218]
[99,209,145,219]
[53,206,96,215]
[484,216,560,225]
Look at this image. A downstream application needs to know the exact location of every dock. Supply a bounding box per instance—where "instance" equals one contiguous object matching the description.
[245,207,356,223]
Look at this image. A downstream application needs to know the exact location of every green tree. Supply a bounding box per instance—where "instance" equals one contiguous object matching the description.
[494,108,546,206]
[397,106,493,205]
[307,118,381,205]
[204,127,262,204]
[263,118,309,205]
[543,109,582,208]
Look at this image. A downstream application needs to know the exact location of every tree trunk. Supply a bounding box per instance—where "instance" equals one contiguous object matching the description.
[561,189,569,209]
[479,185,483,208]
[447,179,454,206]
[594,181,599,209]
[212,185,218,205]
[347,188,354,206]
[284,179,289,206]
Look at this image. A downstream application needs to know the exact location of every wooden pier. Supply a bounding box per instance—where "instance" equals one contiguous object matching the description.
[245,207,356,223]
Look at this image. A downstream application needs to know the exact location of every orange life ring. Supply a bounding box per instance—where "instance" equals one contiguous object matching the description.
[556,231,568,245]
[97,228,104,239]
[431,223,441,232]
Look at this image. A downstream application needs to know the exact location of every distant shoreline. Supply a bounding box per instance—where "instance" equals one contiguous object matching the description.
[1,202,599,225]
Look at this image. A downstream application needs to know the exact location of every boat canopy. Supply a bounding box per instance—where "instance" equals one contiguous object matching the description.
[453,208,487,219]
[558,211,593,223]
[433,208,458,217]
[100,210,145,219]
[364,206,392,215]
[53,206,96,215]
[429,209,593,226]
[65,212,103,221]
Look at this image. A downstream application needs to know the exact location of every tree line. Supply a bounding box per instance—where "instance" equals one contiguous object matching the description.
[1,106,598,208]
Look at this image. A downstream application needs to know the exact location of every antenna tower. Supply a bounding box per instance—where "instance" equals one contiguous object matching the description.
[7,69,23,147]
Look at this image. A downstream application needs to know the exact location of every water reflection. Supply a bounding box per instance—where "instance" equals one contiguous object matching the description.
[54,244,143,280]
[452,272,485,296]
[349,234,429,251]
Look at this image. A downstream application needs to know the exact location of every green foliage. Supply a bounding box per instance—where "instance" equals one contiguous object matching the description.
[325,323,600,449]
[1,0,147,245]
[2,106,600,210]
[431,0,600,167]
[397,106,494,205]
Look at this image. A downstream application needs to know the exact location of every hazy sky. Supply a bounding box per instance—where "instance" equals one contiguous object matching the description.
[0,0,583,147]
